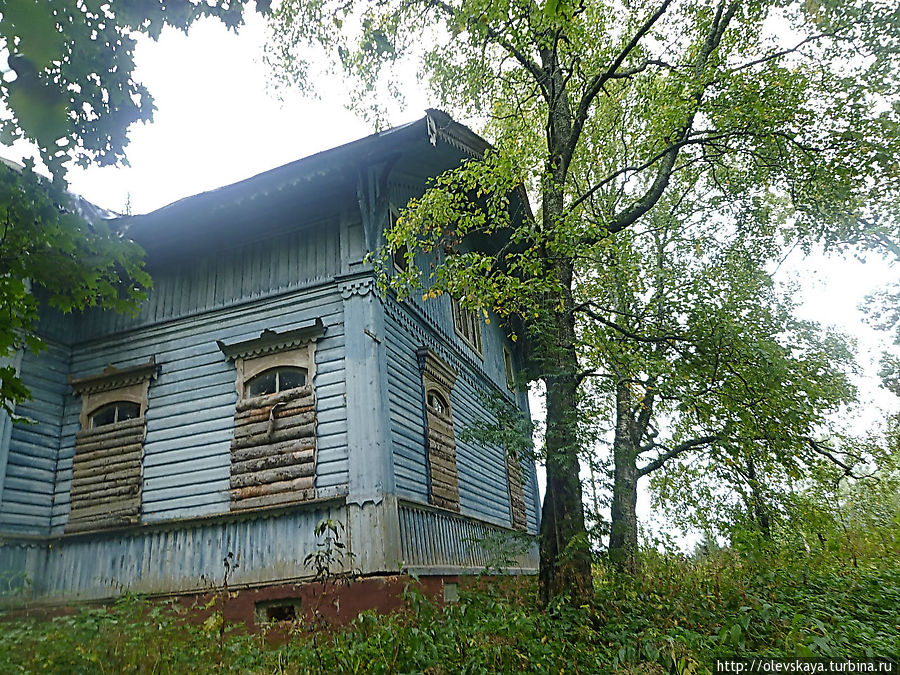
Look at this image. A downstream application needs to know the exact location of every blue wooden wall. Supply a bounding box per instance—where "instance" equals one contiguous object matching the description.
[53,286,348,529]
[385,176,540,534]
[384,298,539,534]
[0,339,69,535]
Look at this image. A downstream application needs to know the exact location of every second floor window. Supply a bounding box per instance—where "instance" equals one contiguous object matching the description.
[451,297,483,356]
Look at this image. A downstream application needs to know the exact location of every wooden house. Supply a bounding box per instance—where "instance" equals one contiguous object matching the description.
[0,111,539,608]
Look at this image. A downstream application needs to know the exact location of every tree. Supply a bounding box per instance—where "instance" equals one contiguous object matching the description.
[0,0,255,414]
[267,0,900,602]
[0,160,150,416]
[577,197,857,569]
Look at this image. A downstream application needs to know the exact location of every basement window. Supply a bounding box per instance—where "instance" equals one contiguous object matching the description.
[255,599,301,624]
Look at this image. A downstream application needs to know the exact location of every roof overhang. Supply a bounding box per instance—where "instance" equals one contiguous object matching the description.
[115,110,509,262]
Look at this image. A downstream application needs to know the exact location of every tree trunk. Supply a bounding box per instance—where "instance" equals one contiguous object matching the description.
[538,305,593,604]
[535,51,593,604]
[745,455,771,539]
[608,382,640,571]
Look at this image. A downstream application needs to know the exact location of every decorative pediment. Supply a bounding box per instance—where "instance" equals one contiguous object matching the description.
[69,357,160,396]
[217,319,326,361]
[417,347,457,391]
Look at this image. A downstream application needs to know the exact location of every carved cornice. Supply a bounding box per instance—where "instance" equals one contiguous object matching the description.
[70,357,160,396]
[217,319,326,361]
[417,347,457,391]
[337,274,376,299]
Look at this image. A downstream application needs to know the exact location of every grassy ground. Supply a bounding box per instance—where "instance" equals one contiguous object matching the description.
[1,544,897,674]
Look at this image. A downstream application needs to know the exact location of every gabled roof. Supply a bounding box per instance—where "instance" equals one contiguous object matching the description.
[115,110,505,261]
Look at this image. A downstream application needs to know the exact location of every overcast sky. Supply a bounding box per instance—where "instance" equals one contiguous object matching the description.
[62,12,430,216]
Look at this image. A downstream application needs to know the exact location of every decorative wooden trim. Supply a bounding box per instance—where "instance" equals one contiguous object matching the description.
[417,347,457,392]
[337,273,377,299]
[69,357,159,395]
[216,320,325,361]
[417,347,460,512]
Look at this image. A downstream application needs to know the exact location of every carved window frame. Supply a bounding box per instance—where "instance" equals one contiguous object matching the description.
[389,205,409,274]
[417,347,460,511]
[507,452,527,531]
[67,357,159,533]
[217,320,325,511]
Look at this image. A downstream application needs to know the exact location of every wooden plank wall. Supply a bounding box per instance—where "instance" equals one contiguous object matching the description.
[66,418,144,533]
[3,503,347,600]
[0,339,69,535]
[506,454,527,531]
[388,179,529,410]
[398,500,538,572]
[425,407,460,511]
[384,298,540,534]
[39,221,343,345]
[46,284,347,533]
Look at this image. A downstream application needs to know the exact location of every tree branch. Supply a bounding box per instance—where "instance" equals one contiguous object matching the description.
[423,0,549,99]
[804,437,875,480]
[567,0,676,162]
[574,302,690,344]
[638,435,719,477]
[598,1,740,238]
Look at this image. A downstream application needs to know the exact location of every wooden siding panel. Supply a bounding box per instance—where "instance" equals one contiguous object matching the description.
[384,311,428,504]
[384,298,538,531]
[46,286,347,533]
[0,341,68,535]
[398,501,538,572]
[229,387,318,511]
[63,221,342,342]
[388,178,528,400]
[1,503,349,600]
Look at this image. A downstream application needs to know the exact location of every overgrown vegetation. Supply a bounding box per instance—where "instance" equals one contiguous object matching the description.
[2,525,896,673]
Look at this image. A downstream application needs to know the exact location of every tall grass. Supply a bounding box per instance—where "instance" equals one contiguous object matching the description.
[1,533,897,673]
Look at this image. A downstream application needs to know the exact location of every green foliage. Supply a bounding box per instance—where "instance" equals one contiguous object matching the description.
[458,389,535,462]
[0,0,262,417]
[0,161,150,415]
[266,0,900,598]
[304,518,356,584]
[2,529,898,673]
[0,0,249,177]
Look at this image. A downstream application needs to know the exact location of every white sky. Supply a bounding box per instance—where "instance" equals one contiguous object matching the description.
[7,11,898,545]
[61,13,432,215]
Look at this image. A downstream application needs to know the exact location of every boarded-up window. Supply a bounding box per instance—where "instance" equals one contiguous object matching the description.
[507,453,527,531]
[67,358,159,533]
[417,348,459,511]
[451,297,482,356]
[217,321,324,512]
